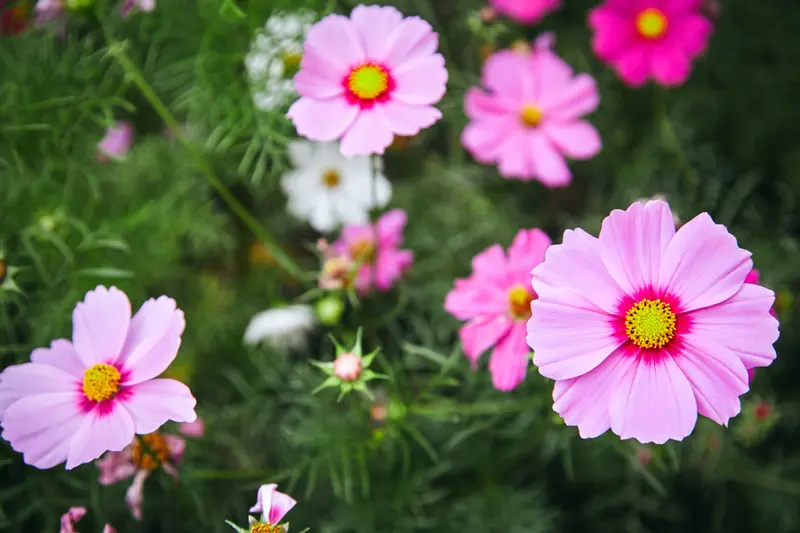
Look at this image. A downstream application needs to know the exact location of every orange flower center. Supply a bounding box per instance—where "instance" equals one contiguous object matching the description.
[82,363,121,402]
[635,8,668,39]
[132,433,170,471]
[508,285,534,319]
[250,524,282,533]
[347,63,390,100]
[520,104,543,127]
[321,169,341,188]
[625,299,676,349]
[349,238,375,263]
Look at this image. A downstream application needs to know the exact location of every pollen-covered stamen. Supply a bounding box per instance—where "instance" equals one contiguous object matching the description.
[132,432,170,471]
[635,8,668,39]
[321,169,341,188]
[82,363,122,402]
[520,104,543,127]
[625,298,676,349]
[349,238,375,263]
[508,285,534,320]
[250,523,282,533]
[347,63,390,100]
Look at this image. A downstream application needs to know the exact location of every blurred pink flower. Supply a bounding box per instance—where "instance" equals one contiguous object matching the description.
[588,0,713,87]
[462,34,601,186]
[121,0,154,17]
[445,228,551,391]
[287,5,447,157]
[60,507,116,533]
[0,286,197,470]
[332,209,413,294]
[96,423,200,520]
[179,418,206,438]
[527,200,779,444]
[489,0,560,24]
[250,483,297,525]
[97,122,134,161]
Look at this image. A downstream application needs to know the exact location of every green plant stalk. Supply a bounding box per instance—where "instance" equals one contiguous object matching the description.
[102,36,307,282]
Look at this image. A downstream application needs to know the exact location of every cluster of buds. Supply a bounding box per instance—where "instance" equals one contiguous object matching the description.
[311,328,387,401]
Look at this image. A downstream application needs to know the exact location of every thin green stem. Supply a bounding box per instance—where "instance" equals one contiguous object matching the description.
[102,35,307,282]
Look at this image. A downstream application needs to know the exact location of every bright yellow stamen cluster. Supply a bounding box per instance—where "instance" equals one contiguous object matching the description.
[250,524,282,533]
[508,285,534,320]
[347,64,389,100]
[132,433,170,470]
[636,8,668,39]
[322,169,341,188]
[82,363,121,402]
[520,104,543,127]
[350,239,375,263]
[625,299,676,349]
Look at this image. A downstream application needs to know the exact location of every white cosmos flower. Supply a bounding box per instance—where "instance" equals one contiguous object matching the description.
[245,10,314,111]
[281,141,392,233]
[244,304,316,351]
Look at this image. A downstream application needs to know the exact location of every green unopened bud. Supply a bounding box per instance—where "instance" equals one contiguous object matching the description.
[315,295,344,326]
[311,328,389,401]
[67,0,95,11]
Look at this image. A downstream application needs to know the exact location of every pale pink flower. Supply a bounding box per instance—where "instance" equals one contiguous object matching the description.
[332,209,413,294]
[527,200,779,444]
[97,122,134,161]
[445,228,552,391]
[121,0,154,17]
[588,0,713,87]
[287,5,447,157]
[333,353,362,382]
[59,507,116,533]
[489,0,561,24]
[462,34,601,186]
[35,0,64,25]
[95,420,202,520]
[0,286,197,470]
[250,483,297,525]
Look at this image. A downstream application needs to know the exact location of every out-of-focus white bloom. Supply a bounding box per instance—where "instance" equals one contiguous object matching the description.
[243,304,316,351]
[245,10,314,111]
[280,140,391,233]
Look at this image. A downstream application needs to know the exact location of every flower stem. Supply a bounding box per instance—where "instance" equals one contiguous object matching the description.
[102,35,307,282]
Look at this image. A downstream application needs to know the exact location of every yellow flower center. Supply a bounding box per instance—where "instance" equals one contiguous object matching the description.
[508,285,534,320]
[625,299,676,349]
[635,8,668,39]
[132,432,170,471]
[347,63,389,100]
[349,239,375,263]
[281,51,302,75]
[520,104,543,127]
[322,169,341,188]
[251,524,282,533]
[82,363,121,402]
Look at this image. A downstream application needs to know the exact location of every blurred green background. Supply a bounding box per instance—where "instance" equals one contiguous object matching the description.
[1,0,799,532]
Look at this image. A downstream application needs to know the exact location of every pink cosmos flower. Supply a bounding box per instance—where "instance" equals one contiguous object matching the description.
[445,228,552,391]
[462,34,601,186]
[97,122,134,161]
[287,5,448,157]
[332,209,413,294]
[744,268,777,385]
[489,0,561,24]
[60,507,116,533]
[588,0,714,87]
[0,286,197,470]
[121,0,154,17]
[96,420,202,519]
[527,200,779,443]
[250,483,297,521]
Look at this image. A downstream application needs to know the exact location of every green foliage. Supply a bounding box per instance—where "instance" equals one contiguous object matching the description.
[2,0,800,533]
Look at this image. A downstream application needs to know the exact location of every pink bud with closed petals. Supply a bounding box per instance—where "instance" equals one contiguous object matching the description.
[333,352,362,382]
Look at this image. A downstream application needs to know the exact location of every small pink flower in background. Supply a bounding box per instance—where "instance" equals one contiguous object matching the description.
[60,506,116,533]
[34,0,64,25]
[332,209,413,294]
[0,286,197,470]
[227,484,296,533]
[287,5,447,157]
[97,122,134,161]
[333,352,362,382]
[462,34,601,186]
[588,0,713,87]
[121,0,154,17]
[96,420,202,519]
[527,200,779,444]
[444,228,551,391]
[489,0,561,24]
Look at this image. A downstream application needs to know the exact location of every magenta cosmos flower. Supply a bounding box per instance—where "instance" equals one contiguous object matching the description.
[60,507,116,533]
[97,122,134,162]
[489,0,561,24]
[287,5,448,157]
[0,286,197,469]
[462,34,601,186]
[445,228,551,391]
[332,209,413,294]
[527,201,779,443]
[588,0,713,87]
